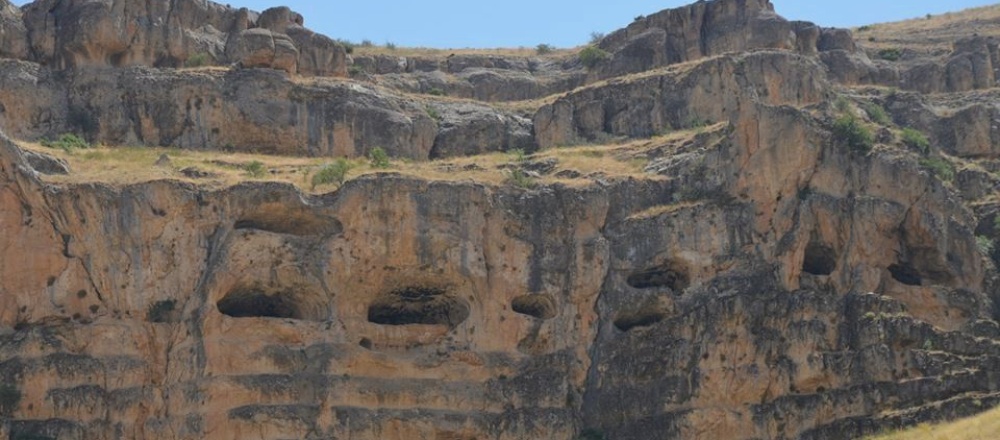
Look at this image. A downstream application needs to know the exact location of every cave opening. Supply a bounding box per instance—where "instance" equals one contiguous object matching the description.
[367,286,470,327]
[802,242,837,276]
[511,294,557,320]
[627,261,690,291]
[613,308,667,332]
[888,263,923,286]
[218,288,302,319]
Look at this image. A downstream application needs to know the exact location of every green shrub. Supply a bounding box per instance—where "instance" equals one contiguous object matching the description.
[508,148,529,163]
[0,383,21,417]
[335,39,355,54]
[589,32,605,44]
[834,96,852,113]
[918,157,955,181]
[185,52,210,68]
[901,127,930,154]
[977,236,995,256]
[877,48,903,61]
[536,44,555,55]
[507,169,536,189]
[832,115,874,154]
[863,102,890,125]
[360,39,374,47]
[368,147,390,169]
[348,65,364,76]
[579,45,610,69]
[385,41,397,51]
[41,133,91,152]
[857,25,873,32]
[578,428,606,440]
[428,87,446,96]
[244,160,266,178]
[312,159,353,190]
[425,106,442,121]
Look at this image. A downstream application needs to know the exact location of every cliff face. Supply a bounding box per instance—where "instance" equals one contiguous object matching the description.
[1,0,1000,440]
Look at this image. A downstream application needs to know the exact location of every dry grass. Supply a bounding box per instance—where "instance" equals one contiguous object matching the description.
[14,132,674,192]
[855,4,1000,54]
[351,45,575,59]
[865,404,1000,440]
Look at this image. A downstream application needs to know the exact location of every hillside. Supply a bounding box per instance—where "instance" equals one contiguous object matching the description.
[1,1,1000,440]
[868,405,1000,440]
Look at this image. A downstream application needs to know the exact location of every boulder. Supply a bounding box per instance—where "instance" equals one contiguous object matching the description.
[226,28,299,73]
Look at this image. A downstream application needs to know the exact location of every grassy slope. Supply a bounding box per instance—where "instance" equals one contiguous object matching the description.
[855,4,1000,53]
[866,406,1000,440]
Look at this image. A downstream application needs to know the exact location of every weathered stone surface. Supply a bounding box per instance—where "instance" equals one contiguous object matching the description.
[226,28,299,73]
[0,0,28,60]
[22,148,69,175]
[429,102,536,158]
[597,0,802,76]
[0,60,530,159]
[1,0,1000,439]
[534,51,829,148]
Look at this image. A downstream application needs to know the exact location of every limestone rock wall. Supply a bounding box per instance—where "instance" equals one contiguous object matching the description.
[0,60,534,159]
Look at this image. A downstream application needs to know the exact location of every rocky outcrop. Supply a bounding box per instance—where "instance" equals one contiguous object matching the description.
[1,0,1000,439]
[534,51,829,148]
[0,0,28,60]
[10,0,347,75]
[595,0,813,76]
[0,59,533,159]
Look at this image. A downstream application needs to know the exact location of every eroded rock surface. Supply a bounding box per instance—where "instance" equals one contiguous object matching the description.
[1,0,1000,439]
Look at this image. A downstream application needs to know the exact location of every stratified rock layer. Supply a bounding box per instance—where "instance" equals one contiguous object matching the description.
[1,0,1000,439]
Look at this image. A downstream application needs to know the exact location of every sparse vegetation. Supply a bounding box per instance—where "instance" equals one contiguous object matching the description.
[506,168,536,189]
[311,159,353,190]
[857,25,874,32]
[359,39,374,48]
[348,65,364,76]
[508,148,529,163]
[977,236,995,256]
[579,45,610,69]
[41,133,91,152]
[918,157,955,182]
[864,102,891,125]
[385,41,397,51]
[185,52,211,68]
[832,115,875,154]
[536,44,555,55]
[335,39,355,54]
[244,160,267,178]
[901,127,930,154]
[425,106,442,121]
[368,147,390,169]
[877,48,903,61]
[589,32,605,44]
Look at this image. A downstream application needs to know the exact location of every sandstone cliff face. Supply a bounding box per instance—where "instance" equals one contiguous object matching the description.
[1,0,1000,439]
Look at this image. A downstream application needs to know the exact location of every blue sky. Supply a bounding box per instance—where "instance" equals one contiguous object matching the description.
[10,0,997,48]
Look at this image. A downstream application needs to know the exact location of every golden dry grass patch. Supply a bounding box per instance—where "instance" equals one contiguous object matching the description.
[855,4,1000,53]
[864,404,1000,440]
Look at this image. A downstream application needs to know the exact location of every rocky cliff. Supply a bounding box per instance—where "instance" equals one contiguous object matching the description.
[1,0,1000,439]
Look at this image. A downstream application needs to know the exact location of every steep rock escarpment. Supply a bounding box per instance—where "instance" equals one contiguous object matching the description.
[0,60,533,158]
[13,0,346,75]
[2,34,1000,438]
[1,0,1000,439]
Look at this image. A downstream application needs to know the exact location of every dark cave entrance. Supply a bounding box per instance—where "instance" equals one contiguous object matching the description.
[367,286,470,327]
[802,242,837,276]
[511,294,557,320]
